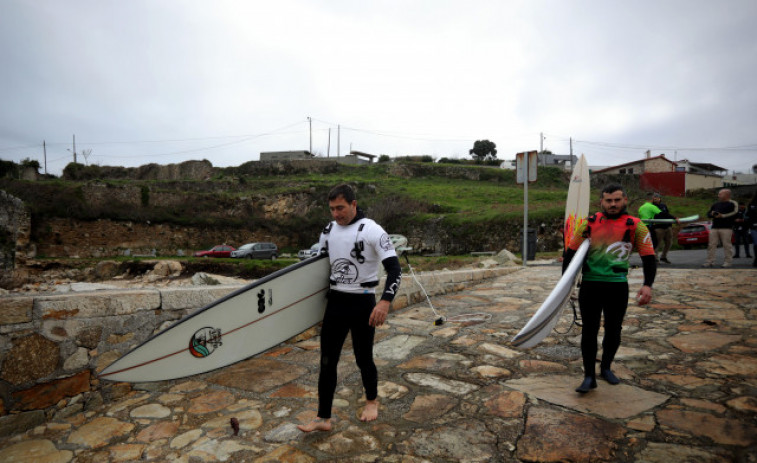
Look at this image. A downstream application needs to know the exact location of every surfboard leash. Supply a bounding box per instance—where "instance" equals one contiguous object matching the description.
[402,254,492,326]
[403,254,445,325]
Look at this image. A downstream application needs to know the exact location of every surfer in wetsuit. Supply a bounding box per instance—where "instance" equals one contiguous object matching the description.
[298,184,402,432]
[563,183,657,393]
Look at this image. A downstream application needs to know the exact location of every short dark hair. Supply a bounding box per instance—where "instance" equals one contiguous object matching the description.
[328,184,356,203]
[601,183,626,197]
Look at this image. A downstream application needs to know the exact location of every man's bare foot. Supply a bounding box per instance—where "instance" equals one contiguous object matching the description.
[360,400,379,422]
[297,418,332,432]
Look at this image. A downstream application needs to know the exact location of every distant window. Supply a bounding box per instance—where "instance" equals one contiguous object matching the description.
[619,169,626,174]
[628,168,634,174]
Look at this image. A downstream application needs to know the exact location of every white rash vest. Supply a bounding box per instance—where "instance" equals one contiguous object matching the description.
[319,218,397,295]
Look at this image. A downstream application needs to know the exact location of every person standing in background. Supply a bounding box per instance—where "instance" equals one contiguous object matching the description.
[744,192,757,268]
[651,194,678,264]
[638,192,662,261]
[732,203,751,259]
[703,189,738,268]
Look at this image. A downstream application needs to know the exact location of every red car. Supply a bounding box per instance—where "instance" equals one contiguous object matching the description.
[677,222,734,249]
[193,245,236,258]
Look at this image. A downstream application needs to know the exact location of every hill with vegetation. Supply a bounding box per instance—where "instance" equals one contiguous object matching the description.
[0,159,718,258]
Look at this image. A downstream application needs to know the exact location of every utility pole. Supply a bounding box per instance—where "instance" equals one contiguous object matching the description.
[43,140,47,174]
[538,132,544,166]
[327,128,331,157]
[73,134,77,163]
[523,151,529,267]
[569,137,573,170]
[307,117,312,154]
[337,124,341,157]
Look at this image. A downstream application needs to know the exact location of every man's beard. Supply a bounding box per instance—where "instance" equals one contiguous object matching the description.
[603,207,627,219]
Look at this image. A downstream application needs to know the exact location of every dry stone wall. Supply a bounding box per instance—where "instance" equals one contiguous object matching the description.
[0,191,32,286]
[0,265,518,436]
[33,218,290,259]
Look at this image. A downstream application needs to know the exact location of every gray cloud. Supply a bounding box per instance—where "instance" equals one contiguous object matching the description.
[1,0,755,175]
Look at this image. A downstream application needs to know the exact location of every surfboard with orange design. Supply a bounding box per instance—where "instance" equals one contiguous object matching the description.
[512,154,590,348]
[563,154,590,251]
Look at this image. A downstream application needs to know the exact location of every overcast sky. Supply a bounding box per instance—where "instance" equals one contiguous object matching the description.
[2,0,756,176]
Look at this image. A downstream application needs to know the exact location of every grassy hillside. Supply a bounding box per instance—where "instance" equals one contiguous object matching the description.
[1,160,720,254]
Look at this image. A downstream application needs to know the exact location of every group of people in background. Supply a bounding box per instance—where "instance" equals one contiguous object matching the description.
[640,188,757,268]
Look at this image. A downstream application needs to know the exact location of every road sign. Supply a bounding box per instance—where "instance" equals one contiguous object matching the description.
[516,151,538,184]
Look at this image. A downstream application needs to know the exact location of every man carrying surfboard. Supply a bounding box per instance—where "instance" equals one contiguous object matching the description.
[563,184,657,393]
[298,184,402,432]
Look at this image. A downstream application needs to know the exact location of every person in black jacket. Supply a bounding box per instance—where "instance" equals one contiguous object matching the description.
[733,203,752,258]
[744,192,757,267]
[652,194,678,264]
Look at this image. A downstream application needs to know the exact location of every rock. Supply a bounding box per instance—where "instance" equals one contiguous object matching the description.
[0,410,46,437]
[150,260,182,277]
[11,371,91,411]
[253,444,315,462]
[400,419,496,462]
[0,297,33,325]
[67,416,135,449]
[1,334,60,385]
[136,421,180,443]
[187,390,236,414]
[0,439,73,463]
[130,403,171,419]
[94,260,121,279]
[494,248,522,266]
[76,325,103,349]
[63,347,89,371]
[208,358,308,394]
[403,394,458,422]
[656,408,757,446]
[517,407,626,462]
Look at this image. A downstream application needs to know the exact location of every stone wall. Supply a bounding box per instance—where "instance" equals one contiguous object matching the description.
[0,191,32,287]
[32,218,291,259]
[0,265,519,436]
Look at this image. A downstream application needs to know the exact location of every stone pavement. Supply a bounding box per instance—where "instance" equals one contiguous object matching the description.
[1,265,756,462]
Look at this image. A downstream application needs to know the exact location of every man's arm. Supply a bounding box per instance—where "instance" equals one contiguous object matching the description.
[636,254,656,305]
[369,256,402,327]
[562,248,577,274]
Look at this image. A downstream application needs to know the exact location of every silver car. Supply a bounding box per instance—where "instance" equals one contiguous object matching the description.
[231,242,278,260]
[297,243,320,260]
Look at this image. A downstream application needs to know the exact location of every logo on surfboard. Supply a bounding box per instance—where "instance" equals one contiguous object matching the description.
[189,327,223,358]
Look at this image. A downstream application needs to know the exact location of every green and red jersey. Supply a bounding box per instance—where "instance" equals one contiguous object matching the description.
[568,213,655,283]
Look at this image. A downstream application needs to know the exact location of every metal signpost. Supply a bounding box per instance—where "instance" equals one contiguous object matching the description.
[516,151,538,266]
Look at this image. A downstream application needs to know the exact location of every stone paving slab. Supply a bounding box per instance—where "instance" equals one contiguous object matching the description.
[1,266,756,462]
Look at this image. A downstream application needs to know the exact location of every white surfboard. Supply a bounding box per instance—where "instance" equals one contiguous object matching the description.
[100,254,331,382]
[511,155,591,349]
[511,239,590,348]
[643,214,699,224]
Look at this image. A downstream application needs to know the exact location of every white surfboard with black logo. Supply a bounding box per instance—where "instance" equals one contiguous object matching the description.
[99,254,330,382]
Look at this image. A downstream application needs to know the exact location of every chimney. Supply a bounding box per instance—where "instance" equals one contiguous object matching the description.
[645,150,651,159]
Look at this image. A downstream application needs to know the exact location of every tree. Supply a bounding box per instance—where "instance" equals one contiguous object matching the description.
[469,140,497,162]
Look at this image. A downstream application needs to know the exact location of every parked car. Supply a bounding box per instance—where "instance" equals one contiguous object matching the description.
[193,245,236,258]
[677,222,734,249]
[297,243,320,260]
[231,242,278,260]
